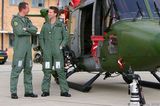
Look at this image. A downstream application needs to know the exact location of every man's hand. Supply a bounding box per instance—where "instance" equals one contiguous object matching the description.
[23,28,27,31]
[60,45,63,50]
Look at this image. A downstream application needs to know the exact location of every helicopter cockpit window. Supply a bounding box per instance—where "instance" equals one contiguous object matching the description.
[114,0,149,19]
[148,0,160,18]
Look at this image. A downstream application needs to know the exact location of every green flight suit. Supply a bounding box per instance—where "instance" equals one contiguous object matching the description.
[10,14,38,94]
[39,20,69,93]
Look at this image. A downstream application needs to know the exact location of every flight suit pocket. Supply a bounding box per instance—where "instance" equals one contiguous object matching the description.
[12,58,23,69]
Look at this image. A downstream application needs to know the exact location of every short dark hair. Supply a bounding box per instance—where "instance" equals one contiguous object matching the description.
[49,6,59,17]
[18,2,28,11]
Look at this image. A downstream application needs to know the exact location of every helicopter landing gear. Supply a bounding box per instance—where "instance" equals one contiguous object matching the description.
[139,71,160,89]
[128,74,146,106]
[67,72,101,92]
[122,67,146,106]
[122,67,134,84]
[122,67,160,89]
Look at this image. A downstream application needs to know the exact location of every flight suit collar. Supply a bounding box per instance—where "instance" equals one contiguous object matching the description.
[48,19,62,27]
[16,13,27,19]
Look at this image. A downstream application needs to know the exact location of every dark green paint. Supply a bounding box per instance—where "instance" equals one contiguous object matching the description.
[101,19,160,72]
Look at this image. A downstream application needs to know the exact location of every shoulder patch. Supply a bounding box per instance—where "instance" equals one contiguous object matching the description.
[13,21,18,26]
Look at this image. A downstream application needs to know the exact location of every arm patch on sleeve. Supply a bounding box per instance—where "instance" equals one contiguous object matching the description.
[13,21,18,26]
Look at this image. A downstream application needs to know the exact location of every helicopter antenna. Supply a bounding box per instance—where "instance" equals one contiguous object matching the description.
[133,1,144,22]
[153,1,160,25]
[136,1,144,17]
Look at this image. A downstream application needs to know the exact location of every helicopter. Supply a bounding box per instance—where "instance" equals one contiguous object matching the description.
[32,0,160,105]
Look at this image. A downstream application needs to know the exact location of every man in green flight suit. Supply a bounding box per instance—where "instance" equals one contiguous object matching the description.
[10,2,38,99]
[39,6,71,97]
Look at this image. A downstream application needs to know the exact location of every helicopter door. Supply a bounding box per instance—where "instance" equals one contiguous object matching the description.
[69,9,82,58]
[80,4,93,55]
[94,0,103,35]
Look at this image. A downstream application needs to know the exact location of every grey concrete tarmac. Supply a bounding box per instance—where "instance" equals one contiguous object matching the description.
[0,62,159,106]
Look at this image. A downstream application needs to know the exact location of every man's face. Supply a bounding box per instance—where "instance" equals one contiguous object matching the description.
[23,4,30,15]
[48,9,57,19]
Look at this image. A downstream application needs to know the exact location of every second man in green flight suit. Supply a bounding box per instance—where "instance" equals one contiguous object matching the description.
[39,6,71,97]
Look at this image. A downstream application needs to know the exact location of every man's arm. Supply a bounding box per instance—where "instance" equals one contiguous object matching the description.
[38,25,45,51]
[26,19,38,34]
[11,18,31,36]
[61,24,69,48]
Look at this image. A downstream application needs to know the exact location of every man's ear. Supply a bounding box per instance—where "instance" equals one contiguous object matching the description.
[55,13,58,17]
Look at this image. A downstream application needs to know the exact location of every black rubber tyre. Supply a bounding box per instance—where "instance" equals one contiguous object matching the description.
[0,61,5,65]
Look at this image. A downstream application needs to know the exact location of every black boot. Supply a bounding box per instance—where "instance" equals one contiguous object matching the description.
[24,93,38,98]
[11,93,18,99]
[60,92,71,97]
[41,92,50,97]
